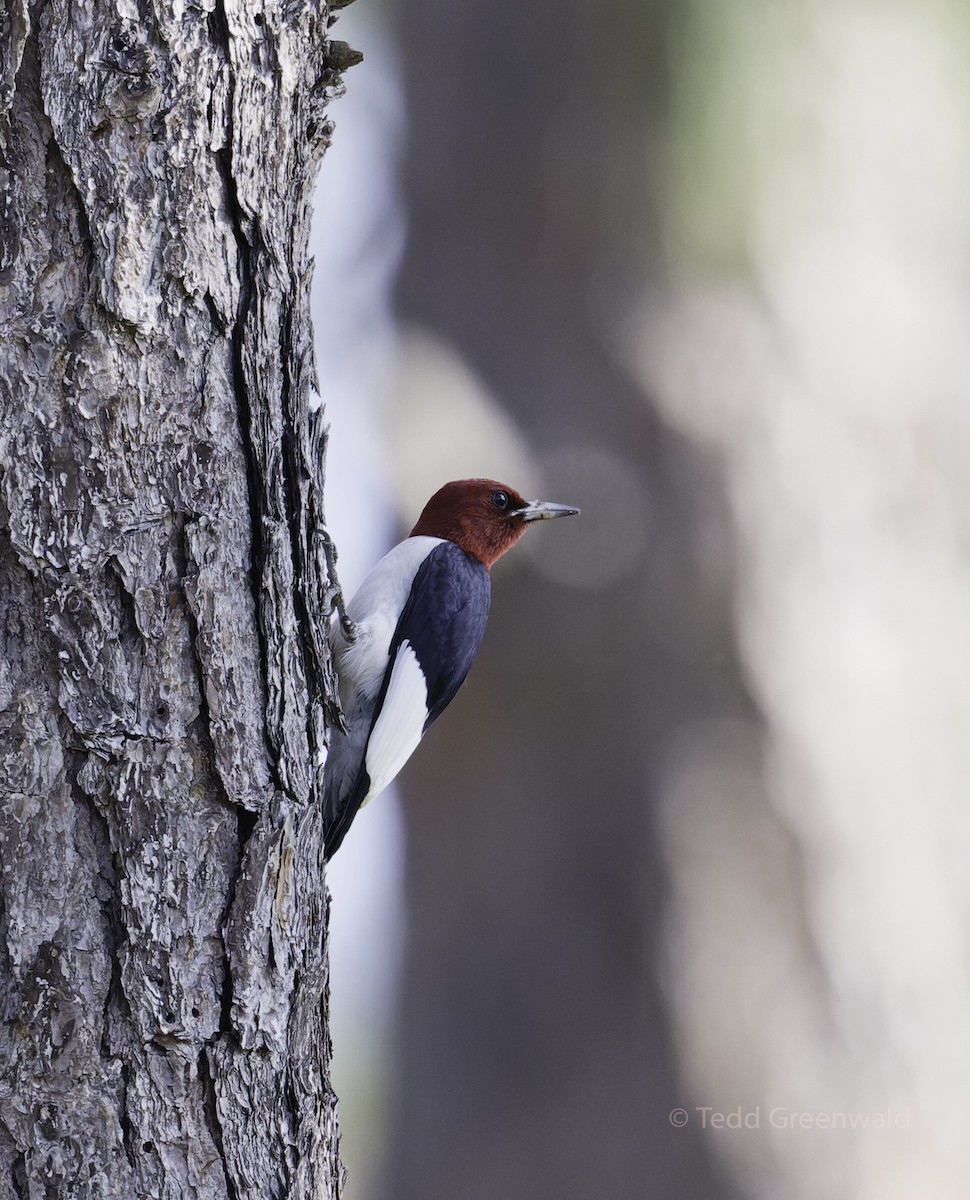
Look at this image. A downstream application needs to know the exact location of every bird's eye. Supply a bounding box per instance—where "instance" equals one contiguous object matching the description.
[490,490,510,510]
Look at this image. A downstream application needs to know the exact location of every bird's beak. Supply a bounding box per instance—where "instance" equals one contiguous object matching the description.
[513,499,581,522]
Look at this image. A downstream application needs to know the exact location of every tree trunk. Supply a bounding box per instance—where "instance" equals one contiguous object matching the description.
[0,2,351,1196]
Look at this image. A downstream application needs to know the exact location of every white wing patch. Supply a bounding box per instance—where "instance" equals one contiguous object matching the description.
[362,641,428,806]
[334,537,445,712]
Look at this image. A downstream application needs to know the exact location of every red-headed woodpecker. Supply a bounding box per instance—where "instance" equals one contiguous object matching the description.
[323,478,579,859]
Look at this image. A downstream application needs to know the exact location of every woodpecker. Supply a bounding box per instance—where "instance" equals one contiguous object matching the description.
[322,478,579,860]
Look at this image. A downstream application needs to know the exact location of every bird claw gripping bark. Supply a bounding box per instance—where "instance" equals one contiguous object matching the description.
[315,527,358,643]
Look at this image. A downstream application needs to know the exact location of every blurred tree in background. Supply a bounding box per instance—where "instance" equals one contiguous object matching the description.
[319,1,970,1198]
[384,2,748,1198]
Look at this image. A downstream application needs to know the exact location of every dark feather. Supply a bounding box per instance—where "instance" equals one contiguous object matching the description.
[323,542,490,860]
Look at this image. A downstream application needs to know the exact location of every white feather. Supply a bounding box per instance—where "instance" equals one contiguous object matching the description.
[334,535,445,713]
[362,641,428,805]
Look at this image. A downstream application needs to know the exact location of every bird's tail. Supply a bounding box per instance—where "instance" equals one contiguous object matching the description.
[321,724,371,862]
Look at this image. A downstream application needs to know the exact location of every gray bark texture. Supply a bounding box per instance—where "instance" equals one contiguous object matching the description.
[0,1,353,1196]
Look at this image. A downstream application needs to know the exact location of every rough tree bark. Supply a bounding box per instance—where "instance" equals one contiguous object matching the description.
[0,1,355,1196]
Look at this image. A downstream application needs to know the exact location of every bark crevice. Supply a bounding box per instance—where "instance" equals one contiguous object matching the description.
[1,0,347,1192]
[199,1047,238,1200]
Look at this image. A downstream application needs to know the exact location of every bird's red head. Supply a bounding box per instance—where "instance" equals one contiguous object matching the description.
[409,478,579,568]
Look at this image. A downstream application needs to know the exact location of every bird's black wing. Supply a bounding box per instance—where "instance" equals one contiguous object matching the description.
[390,540,490,731]
[323,541,490,860]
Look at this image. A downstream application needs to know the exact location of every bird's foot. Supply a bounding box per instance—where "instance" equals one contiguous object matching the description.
[316,526,358,642]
